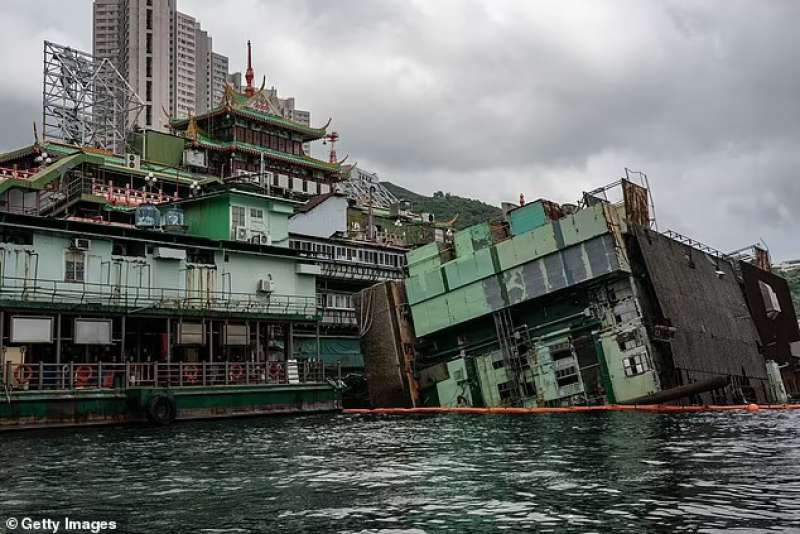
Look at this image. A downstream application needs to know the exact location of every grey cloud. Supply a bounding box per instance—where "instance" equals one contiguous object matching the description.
[1,0,799,258]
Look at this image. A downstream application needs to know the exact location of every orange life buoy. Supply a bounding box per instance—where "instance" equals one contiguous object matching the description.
[14,364,33,384]
[229,363,244,382]
[269,361,281,382]
[75,365,94,387]
[183,364,199,384]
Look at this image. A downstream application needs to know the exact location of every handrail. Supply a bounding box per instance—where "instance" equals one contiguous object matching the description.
[1,360,335,391]
[0,275,318,317]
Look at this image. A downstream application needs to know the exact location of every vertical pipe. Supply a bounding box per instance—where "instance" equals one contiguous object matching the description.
[255,321,261,363]
[135,319,141,362]
[209,319,214,363]
[316,321,321,361]
[55,313,61,365]
[121,315,126,363]
[166,318,171,363]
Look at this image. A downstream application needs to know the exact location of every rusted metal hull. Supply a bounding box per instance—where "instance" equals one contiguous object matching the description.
[0,384,340,431]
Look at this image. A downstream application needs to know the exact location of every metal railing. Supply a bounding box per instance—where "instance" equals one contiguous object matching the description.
[319,308,358,325]
[0,276,318,318]
[2,360,331,392]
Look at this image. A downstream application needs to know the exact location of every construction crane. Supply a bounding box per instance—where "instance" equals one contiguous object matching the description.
[323,131,339,164]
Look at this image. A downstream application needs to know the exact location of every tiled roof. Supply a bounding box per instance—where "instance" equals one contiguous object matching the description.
[192,134,341,174]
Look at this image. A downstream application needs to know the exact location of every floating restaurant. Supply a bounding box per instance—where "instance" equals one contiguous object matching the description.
[357,178,800,409]
[0,42,446,429]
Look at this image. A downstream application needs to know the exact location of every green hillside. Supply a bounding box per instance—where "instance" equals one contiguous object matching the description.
[382,182,502,230]
[778,269,800,311]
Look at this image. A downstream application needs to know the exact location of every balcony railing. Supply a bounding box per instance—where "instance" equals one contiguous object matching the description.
[2,360,332,392]
[0,276,318,319]
[319,308,358,326]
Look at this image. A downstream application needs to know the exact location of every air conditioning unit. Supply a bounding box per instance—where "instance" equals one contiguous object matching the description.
[234,226,249,241]
[71,238,91,251]
[257,279,275,293]
[250,234,272,246]
[125,153,141,170]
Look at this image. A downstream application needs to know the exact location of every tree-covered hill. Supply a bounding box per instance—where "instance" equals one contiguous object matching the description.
[777,269,800,312]
[382,182,502,230]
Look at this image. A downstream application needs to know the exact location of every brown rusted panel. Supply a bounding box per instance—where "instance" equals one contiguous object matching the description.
[622,179,650,227]
[355,282,415,407]
[740,261,800,397]
[631,227,768,403]
[754,247,772,272]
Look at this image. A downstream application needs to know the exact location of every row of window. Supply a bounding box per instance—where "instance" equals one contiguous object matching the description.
[234,126,305,156]
[623,353,651,377]
[318,293,353,310]
[230,206,263,228]
[289,240,406,268]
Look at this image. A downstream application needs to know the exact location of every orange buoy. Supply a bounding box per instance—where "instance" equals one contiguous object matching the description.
[745,403,760,412]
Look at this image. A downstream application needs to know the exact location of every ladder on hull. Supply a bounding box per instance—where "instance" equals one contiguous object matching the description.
[493,308,533,407]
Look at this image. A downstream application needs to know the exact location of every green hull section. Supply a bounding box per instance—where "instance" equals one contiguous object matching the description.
[0,384,340,430]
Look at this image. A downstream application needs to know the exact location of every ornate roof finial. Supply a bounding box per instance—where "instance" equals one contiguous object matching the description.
[245,40,255,96]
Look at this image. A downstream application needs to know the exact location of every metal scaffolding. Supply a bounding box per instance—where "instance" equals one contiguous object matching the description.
[42,40,145,155]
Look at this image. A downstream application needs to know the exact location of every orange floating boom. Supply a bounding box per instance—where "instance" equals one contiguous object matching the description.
[343,404,800,415]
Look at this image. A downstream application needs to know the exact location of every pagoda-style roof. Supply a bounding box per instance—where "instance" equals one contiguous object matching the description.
[169,81,331,143]
[191,133,343,175]
[170,104,329,142]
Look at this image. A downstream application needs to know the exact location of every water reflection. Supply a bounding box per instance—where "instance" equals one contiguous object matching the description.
[0,412,798,533]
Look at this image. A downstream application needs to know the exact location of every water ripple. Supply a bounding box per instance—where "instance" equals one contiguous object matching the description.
[0,412,799,533]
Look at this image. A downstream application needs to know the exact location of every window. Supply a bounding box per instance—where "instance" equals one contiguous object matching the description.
[497,382,513,400]
[146,8,152,29]
[65,251,85,282]
[145,80,152,101]
[492,359,504,370]
[623,353,650,377]
[250,208,263,221]
[522,381,536,396]
[146,33,153,54]
[146,57,152,78]
[231,206,246,228]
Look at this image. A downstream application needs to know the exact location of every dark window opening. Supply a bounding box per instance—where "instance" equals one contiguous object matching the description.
[112,240,146,257]
[187,249,215,265]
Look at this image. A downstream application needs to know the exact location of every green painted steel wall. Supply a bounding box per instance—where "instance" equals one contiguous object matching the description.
[406,268,447,305]
[509,201,548,236]
[183,195,231,241]
[0,390,127,425]
[410,234,621,337]
[0,384,339,429]
[407,242,442,277]
[495,223,559,271]
[144,131,185,167]
[453,222,493,258]
[406,203,624,338]
[129,384,338,417]
[296,338,364,368]
[599,329,659,403]
[442,247,495,291]
[182,192,293,244]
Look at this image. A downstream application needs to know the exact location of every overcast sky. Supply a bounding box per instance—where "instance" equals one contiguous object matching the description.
[1,0,798,259]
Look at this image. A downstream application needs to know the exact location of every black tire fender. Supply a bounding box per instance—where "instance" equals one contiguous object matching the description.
[145,393,177,425]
